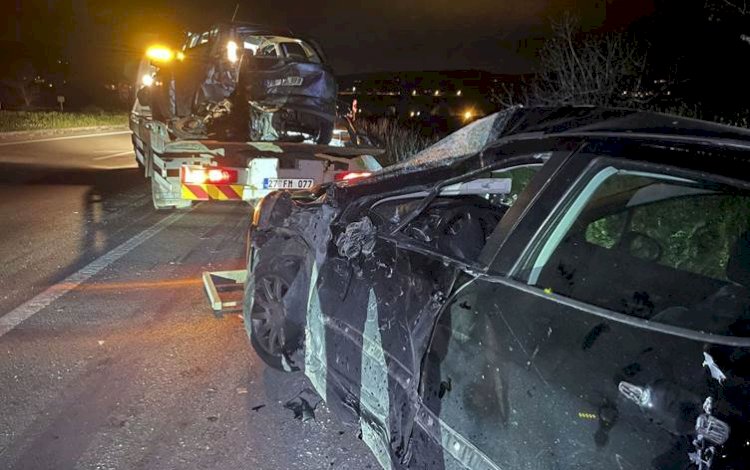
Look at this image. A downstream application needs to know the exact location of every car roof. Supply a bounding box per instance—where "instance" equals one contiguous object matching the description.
[500,106,750,145]
[381,106,750,177]
[210,21,294,37]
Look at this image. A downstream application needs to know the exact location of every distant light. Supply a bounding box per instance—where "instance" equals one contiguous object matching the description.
[227,41,239,63]
[146,45,173,62]
[411,90,417,96]
[409,111,415,117]
[352,86,357,92]
[456,90,462,96]
[463,110,473,121]
[434,90,440,96]
[416,111,421,116]
[141,74,155,87]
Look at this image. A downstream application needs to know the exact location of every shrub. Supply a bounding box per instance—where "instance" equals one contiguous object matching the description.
[355,118,439,166]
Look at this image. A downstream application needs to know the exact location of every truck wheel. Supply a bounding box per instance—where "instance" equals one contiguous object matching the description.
[243,256,302,372]
[316,121,334,145]
[151,177,192,211]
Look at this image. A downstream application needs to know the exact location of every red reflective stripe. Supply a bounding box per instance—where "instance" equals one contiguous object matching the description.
[186,184,209,199]
[216,185,241,200]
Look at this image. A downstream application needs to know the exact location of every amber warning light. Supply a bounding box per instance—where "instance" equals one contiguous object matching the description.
[181,166,238,185]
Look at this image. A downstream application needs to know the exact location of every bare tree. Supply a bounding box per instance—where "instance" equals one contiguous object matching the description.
[494,13,649,108]
[0,59,39,108]
[705,0,749,16]
[704,0,750,44]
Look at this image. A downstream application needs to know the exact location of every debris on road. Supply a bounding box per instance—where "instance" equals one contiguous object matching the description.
[284,388,322,422]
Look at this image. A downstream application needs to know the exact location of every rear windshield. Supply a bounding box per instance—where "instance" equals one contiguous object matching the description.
[240,35,321,63]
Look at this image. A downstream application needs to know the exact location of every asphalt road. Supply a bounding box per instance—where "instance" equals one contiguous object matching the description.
[0,131,378,470]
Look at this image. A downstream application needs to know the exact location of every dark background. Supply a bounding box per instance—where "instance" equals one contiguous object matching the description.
[1,0,748,116]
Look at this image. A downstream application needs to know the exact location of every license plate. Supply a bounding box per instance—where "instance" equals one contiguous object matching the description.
[263,178,314,190]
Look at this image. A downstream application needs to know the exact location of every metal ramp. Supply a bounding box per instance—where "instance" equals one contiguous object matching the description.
[202,269,247,315]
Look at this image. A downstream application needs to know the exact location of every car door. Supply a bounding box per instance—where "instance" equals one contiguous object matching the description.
[416,145,750,469]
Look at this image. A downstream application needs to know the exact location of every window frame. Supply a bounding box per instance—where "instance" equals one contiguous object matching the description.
[496,152,750,340]
[370,157,550,271]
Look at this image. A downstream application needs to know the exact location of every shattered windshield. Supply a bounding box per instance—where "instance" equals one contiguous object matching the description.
[381,108,518,176]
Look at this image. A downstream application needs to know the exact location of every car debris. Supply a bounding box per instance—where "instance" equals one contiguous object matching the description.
[284,388,322,422]
[702,352,727,384]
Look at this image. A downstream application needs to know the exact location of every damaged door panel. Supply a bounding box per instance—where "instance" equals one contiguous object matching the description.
[238,107,750,469]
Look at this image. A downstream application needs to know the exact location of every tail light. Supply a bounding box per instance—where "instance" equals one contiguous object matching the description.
[181,166,238,185]
[335,171,372,182]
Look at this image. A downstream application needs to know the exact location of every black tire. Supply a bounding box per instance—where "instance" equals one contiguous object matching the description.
[316,120,334,145]
[243,256,303,371]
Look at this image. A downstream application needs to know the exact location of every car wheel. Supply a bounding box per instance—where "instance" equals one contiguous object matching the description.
[244,258,302,371]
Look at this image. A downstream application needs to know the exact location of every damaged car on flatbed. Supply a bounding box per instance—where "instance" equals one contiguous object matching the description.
[245,107,750,469]
[130,22,381,209]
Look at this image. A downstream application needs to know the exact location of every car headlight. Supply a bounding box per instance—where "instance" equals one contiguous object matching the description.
[227,41,239,63]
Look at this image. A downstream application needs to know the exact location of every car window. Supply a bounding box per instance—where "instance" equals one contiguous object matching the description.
[370,165,541,264]
[244,36,321,63]
[259,44,278,57]
[280,42,308,60]
[519,167,750,336]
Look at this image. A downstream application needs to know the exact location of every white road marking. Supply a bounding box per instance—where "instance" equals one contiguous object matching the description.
[0,210,189,338]
[93,150,134,161]
[0,130,132,147]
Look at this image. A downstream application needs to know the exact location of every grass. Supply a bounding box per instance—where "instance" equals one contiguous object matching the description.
[0,111,128,133]
[356,118,439,165]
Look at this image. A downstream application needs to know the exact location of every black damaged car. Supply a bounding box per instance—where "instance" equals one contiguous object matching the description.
[245,107,750,469]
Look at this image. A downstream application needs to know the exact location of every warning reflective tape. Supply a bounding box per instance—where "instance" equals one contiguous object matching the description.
[181,184,243,201]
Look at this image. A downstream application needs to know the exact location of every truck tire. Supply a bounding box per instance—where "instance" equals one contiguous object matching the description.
[151,176,192,211]
[243,255,303,372]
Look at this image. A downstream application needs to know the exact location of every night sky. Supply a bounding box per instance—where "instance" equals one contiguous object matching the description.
[45,0,654,79]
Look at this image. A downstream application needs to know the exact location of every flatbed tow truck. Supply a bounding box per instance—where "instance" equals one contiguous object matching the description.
[130,21,382,210]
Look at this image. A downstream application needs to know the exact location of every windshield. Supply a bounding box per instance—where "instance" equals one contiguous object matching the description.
[239,35,322,63]
[380,107,518,177]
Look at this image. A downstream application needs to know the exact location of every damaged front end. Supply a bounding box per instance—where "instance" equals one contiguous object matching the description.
[237,56,337,144]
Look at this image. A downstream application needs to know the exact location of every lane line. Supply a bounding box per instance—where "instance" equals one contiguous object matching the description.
[0,130,132,147]
[93,150,134,161]
[0,210,189,338]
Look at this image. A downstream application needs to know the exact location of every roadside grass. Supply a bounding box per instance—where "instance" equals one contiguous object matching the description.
[0,111,128,133]
[356,118,439,165]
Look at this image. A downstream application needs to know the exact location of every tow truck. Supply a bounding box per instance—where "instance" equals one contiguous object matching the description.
[129,22,382,210]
